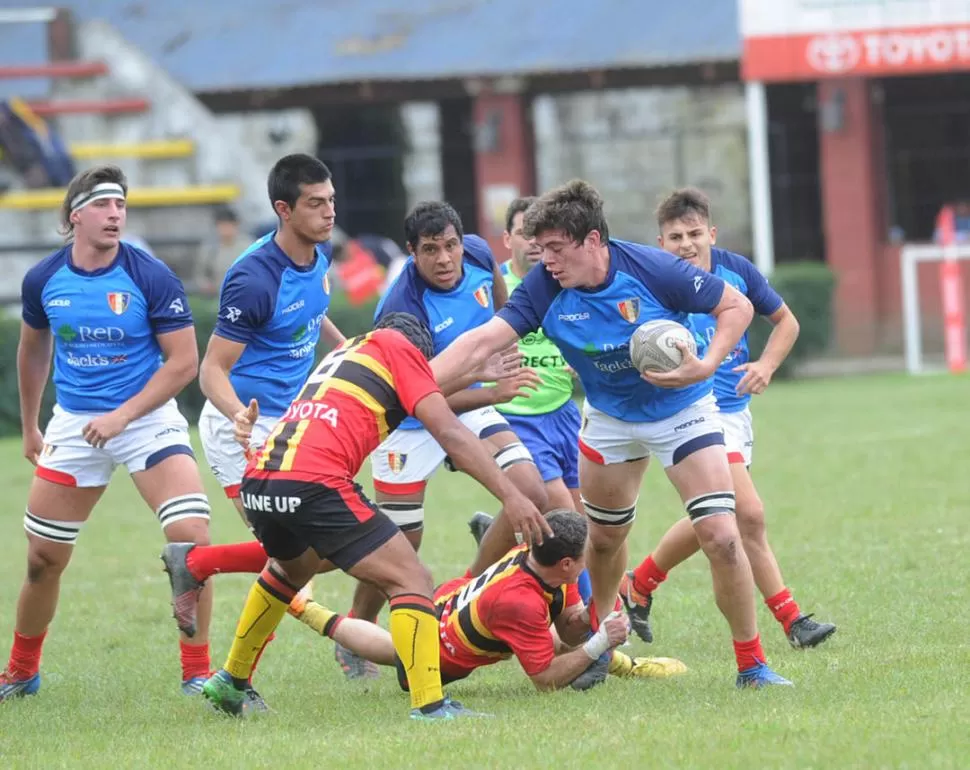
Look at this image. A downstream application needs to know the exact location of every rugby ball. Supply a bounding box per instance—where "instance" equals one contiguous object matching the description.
[629,320,697,374]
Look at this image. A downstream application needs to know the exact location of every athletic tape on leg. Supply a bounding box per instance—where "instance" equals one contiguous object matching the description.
[581,496,637,527]
[24,509,82,545]
[685,491,736,522]
[157,493,211,530]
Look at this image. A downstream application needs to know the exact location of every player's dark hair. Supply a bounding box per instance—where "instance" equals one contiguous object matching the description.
[655,187,712,229]
[505,196,538,234]
[375,312,435,360]
[268,153,332,210]
[522,179,609,244]
[59,164,128,239]
[531,509,587,567]
[403,201,464,250]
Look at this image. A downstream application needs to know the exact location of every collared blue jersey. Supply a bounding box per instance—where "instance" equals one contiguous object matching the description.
[213,233,333,417]
[21,241,193,413]
[497,239,726,423]
[690,248,783,414]
[375,234,496,430]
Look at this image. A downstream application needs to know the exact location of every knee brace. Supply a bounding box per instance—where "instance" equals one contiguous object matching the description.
[156,493,211,530]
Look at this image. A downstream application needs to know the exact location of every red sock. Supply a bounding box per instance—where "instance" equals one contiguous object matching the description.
[8,630,47,679]
[587,596,623,632]
[632,555,667,596]
[765,588,801,633]
[179,640,211,682]
[249,633,276,684]
[733,635,766,672]
[185,540,268,582]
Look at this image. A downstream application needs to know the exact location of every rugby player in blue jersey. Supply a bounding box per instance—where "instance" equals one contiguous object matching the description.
[429,180,791,688]
[620,188,836,650]
[334,201,550,679]
[159,156,344,700]
[2,165,214,701]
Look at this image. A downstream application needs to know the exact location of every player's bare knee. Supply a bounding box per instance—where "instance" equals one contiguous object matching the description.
[694,515,743,566]
[736,503,767,544]
[25,545,69,583]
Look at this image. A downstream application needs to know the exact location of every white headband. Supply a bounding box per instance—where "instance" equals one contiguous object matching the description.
[70,182,126,213]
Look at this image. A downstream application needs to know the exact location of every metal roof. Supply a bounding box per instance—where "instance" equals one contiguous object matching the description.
[2,0,740,93]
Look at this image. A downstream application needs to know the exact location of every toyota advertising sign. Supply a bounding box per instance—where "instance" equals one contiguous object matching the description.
[741,0,970,81]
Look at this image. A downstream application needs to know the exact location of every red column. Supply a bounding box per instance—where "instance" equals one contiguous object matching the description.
[818,78,884,355]
[472,90,535,258]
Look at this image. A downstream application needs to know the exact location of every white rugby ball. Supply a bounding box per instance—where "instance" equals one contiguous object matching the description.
[629,320,697,374]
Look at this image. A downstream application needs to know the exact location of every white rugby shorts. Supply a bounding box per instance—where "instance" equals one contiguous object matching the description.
[37,399,193,488]
[578,394,724,468]
[198,399,280,497]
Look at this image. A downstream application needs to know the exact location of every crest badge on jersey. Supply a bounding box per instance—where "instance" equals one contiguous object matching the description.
[473,285,490,308]
[387,452,407,474]
[616,298,640,324]
[106,292,131,315]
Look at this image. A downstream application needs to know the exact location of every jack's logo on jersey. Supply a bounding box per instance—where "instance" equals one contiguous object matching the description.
[387,452,407,473]
[106,292,131,316]
[473,285,490,308]
[616,298,640,324]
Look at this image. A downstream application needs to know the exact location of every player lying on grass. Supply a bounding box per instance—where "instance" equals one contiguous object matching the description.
[200,312,549,720]
[618,188,836,651]
[291,509,687,692]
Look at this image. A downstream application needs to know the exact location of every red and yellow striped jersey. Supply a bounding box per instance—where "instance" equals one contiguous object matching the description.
[433,546,583,678]
[245,329,440,484]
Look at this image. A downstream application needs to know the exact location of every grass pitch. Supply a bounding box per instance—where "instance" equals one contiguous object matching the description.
[0,373,968,769]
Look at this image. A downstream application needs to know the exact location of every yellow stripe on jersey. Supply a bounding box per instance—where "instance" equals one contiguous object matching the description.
[278,419,312,472]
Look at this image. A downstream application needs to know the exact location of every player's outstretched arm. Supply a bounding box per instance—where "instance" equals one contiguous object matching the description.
[529,613,629,691]
[17,322,53,465]
[200,334,249,420]
[430,316,520,388]
[414,391,551,546]
[735,302,800,396]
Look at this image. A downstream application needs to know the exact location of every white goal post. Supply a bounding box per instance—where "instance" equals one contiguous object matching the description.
[900,243,970,374]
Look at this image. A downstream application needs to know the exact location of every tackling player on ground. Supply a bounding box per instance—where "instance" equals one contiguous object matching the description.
[2,165,214,701]
[619,188,837,649]
[335,201,549,679]
[201,312,546,719]
[291,509,687,691]
[428,179,792,688]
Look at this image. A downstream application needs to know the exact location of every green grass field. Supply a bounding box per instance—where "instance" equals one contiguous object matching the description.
[1,373,968,769]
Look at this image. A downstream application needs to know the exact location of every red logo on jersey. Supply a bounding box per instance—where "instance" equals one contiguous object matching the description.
[473,285,490,308]
[106,292,131,315]
[387,452,407,473]
[616,298,640,323]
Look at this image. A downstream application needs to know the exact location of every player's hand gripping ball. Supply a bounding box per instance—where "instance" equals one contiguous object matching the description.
[629,320,697,374]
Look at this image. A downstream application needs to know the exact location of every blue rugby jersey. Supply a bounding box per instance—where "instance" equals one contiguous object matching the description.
[689,248,783,414]
[213,233,333,417]
[375,234,496,429]
[21,241,192,413]
[498,239,726,423]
